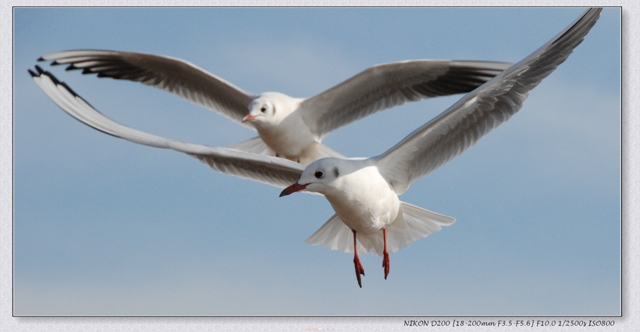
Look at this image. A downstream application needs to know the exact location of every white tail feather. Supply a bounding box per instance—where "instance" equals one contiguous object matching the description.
[305,202,455,256]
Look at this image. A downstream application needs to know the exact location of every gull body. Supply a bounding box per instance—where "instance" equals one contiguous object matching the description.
[245,92,314,160]
[39,50,512,164]
[30,8,602,287]
[301,158,401,235]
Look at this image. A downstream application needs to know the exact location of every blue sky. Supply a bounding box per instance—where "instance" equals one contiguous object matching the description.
[13,7,620,316]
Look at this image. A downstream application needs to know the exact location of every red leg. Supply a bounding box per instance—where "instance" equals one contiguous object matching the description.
[382,228,390,279]
[352,229,365,288]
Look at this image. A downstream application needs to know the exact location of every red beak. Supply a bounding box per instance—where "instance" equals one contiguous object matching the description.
[279,183,309,197]
[242,114,257,122]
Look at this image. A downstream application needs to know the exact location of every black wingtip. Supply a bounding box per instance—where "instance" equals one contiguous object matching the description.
[67,64,82,72]
[31,65,67,91]
[551,7,602,47]
[59,81,81,98]
[31,64,102,115]
[44,69,61,85]
[37,56,45,62]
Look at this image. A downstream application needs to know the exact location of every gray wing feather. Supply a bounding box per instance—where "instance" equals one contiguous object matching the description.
[376,8,602,194]
[39,50,255,127]
[29,66,303,189]
[299,60,512,138]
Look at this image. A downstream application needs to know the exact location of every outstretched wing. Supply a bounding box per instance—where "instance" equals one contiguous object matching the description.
[299,60,512,138]
[376,8,602,194]
[39,50,255,127]
[29,66,303,189]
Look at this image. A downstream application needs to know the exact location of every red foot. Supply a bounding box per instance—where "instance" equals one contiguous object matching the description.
[353,255,365,288]
[382,251,390,279]
[352,229,365,288]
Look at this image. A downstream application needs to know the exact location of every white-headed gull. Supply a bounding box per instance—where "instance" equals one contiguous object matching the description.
[39,49,511,164]
[30,8,601,287]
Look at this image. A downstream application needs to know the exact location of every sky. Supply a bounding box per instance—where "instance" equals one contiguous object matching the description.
[12,7,620,318]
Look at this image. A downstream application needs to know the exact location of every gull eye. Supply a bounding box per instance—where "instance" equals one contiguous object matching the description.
[314,170,324,179]
[260,106,267,113]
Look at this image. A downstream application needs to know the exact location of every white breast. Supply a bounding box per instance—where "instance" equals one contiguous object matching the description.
[257,112,316,159]
[324,164,400,234]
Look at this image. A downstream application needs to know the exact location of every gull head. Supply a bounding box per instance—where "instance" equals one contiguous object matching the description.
[280,157,344,197]
[279,157,372,197]
[243,92,300,126]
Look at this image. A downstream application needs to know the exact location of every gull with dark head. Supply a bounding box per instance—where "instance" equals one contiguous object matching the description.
[39,48,511,164]
[30,8,601,287]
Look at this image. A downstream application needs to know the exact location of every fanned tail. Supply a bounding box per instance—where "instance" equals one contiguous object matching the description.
[305,202,455,256]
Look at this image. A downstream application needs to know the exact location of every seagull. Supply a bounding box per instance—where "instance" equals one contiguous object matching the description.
[30,7,601,287]
[38,49,511,164]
